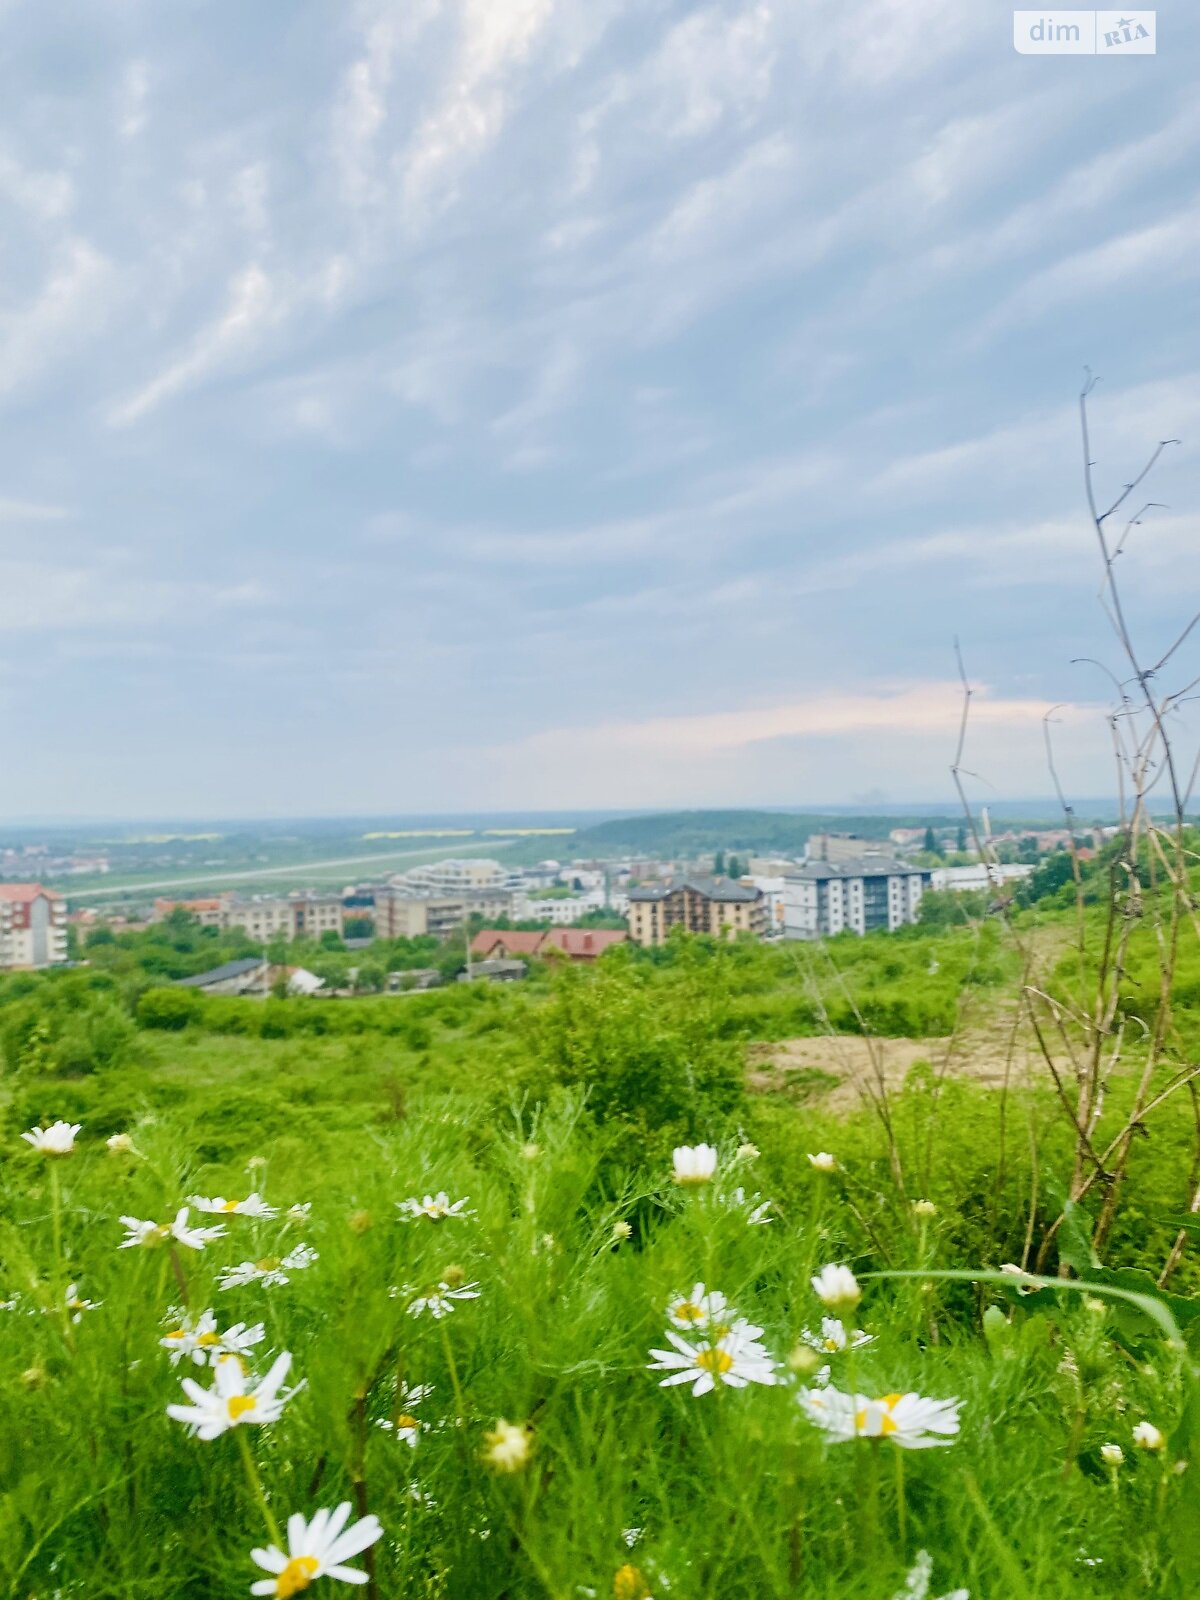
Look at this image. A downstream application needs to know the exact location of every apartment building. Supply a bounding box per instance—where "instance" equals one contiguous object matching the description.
[782,858,931,940]
[0,883,68,969]
[222,893,345,942]
[628,876,766,946]
[393,858,516,895]
[372,884,513,940]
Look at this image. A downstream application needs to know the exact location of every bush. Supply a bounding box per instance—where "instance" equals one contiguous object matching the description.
[136,987,204,1031]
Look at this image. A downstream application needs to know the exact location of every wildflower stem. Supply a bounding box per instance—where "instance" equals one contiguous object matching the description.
[236,1428,282,1547]
[893,1445,907,1549]
[168,1246,191,1309]
[439,1320,467,1427]
[48,1163,73,1350]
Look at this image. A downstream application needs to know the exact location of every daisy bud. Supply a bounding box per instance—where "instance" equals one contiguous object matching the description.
[613,1564,652,1600]
[482,1418,532,1473]
[611,1220,632,1243]
[246,1155,267,1172]
[1083,1296,1106,1315]
[442,1263,467,1288]
[807,1152,837,1173]
[520,1142,540,1161]
[736,1142,760,1160]
[1100,1443,1124,1467]
[811,1264,861,1313]
[348,1209,373,1234]
[20,1366,48,1390]
[672,1144,717,1186]
[787,1343,823,1377]
[1133,1422,1165,1452]
[106,1133,135,1155]
[913,1199,937,1217]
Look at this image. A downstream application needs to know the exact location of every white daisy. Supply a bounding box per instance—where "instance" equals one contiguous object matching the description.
[376,1382,433,1445]
[798,1385,960,1449]
[807,1152,837,1172]
[800,1317,874,1354]
[22,1120,81,1156]
[249,1503,383,1595]
[167,1350,297,1440]
[665,1283,733,1333]
[648,1328,777,1397]
[402,1280,481,1318]
[190,1191,278,1218]
[672,1144,717,1186]
[285,1202,313,1225]
[63,1284,102,1322]
[395,1191,474,1222]
[893,1549,969,1600]
[1133,1421,1165,1452]
[727,1186,773,1225]
[811,1264,862,1312]
[219,1244,318,1290]
[160,1309,266,1367]
[119,1207,227,1252]
[106,1133,135,1154]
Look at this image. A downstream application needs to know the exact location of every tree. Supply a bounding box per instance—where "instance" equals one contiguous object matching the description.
[343,915,374,939]
[923,827,942,857]
[727,855,743,880]
[956,825,967,853]
[713,850,726,874]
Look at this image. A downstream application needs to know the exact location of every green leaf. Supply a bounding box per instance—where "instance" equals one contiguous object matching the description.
[1058,1198,1101,1275]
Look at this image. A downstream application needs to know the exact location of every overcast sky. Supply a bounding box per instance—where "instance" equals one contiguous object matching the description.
[1,0,1198,818]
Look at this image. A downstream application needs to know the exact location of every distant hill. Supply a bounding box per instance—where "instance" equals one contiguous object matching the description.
[560,806,1112,860]
[565,809,923,858]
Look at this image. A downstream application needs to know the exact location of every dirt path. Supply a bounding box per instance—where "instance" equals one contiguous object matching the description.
[746,1022,1058,1111]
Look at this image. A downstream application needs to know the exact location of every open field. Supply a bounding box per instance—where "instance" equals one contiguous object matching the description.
[6,891,1200,1597]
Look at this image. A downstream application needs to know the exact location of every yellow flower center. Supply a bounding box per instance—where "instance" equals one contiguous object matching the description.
[274,1556,320,1596]
[222,1199,243,1212]
[166,1328,185,1341]
[397,1413,419,1430]
[197,1330,219,1346]
[256,1257,281,1272]
[855,1395,903,1436]
[823,1338,839,1351]
[227,1395,256,1421]
[613,1564,652,1600]
[695,1347,734,1375]
[673,1301,704,1323]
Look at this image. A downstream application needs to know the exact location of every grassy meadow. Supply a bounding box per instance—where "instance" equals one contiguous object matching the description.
[5,903,1200,1597]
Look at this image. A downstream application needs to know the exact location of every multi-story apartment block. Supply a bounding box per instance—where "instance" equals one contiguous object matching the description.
[0,884,68,968]
[627,877,766,946]
[372,885,514,940]
[393,858,516,895]
[782,858,931,940]
[222,893,345,942]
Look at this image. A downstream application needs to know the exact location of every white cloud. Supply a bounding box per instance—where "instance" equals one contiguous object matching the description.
[0,239,112,396]
[0,149,74,222]
[107,264,278,426]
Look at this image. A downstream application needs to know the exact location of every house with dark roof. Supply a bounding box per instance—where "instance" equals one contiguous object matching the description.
[173,957,268,994]
[627,876,766,946]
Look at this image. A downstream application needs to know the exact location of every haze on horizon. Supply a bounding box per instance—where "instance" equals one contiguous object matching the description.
[1,1,1198,817]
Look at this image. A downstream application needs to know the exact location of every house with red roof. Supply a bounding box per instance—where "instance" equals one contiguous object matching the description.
[470,927,627,963]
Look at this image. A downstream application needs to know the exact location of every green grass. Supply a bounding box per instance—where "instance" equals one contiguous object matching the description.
[5,915,1200,1596]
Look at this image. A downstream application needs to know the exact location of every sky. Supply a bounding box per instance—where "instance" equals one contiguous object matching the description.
[1,0,1199,818]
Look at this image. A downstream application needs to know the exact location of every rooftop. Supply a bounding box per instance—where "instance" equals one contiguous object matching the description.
[790,857,926,880]
[174,957,265,988]
[628,876,761,903]
[0,882,59,902]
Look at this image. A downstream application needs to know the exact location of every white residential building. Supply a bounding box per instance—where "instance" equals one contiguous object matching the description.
[782,858,932,940]
[512,886,606,924]
[931,863,1034,893]
[394,858,516,894]
[748,876,788,935]
[0,884,68,968]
